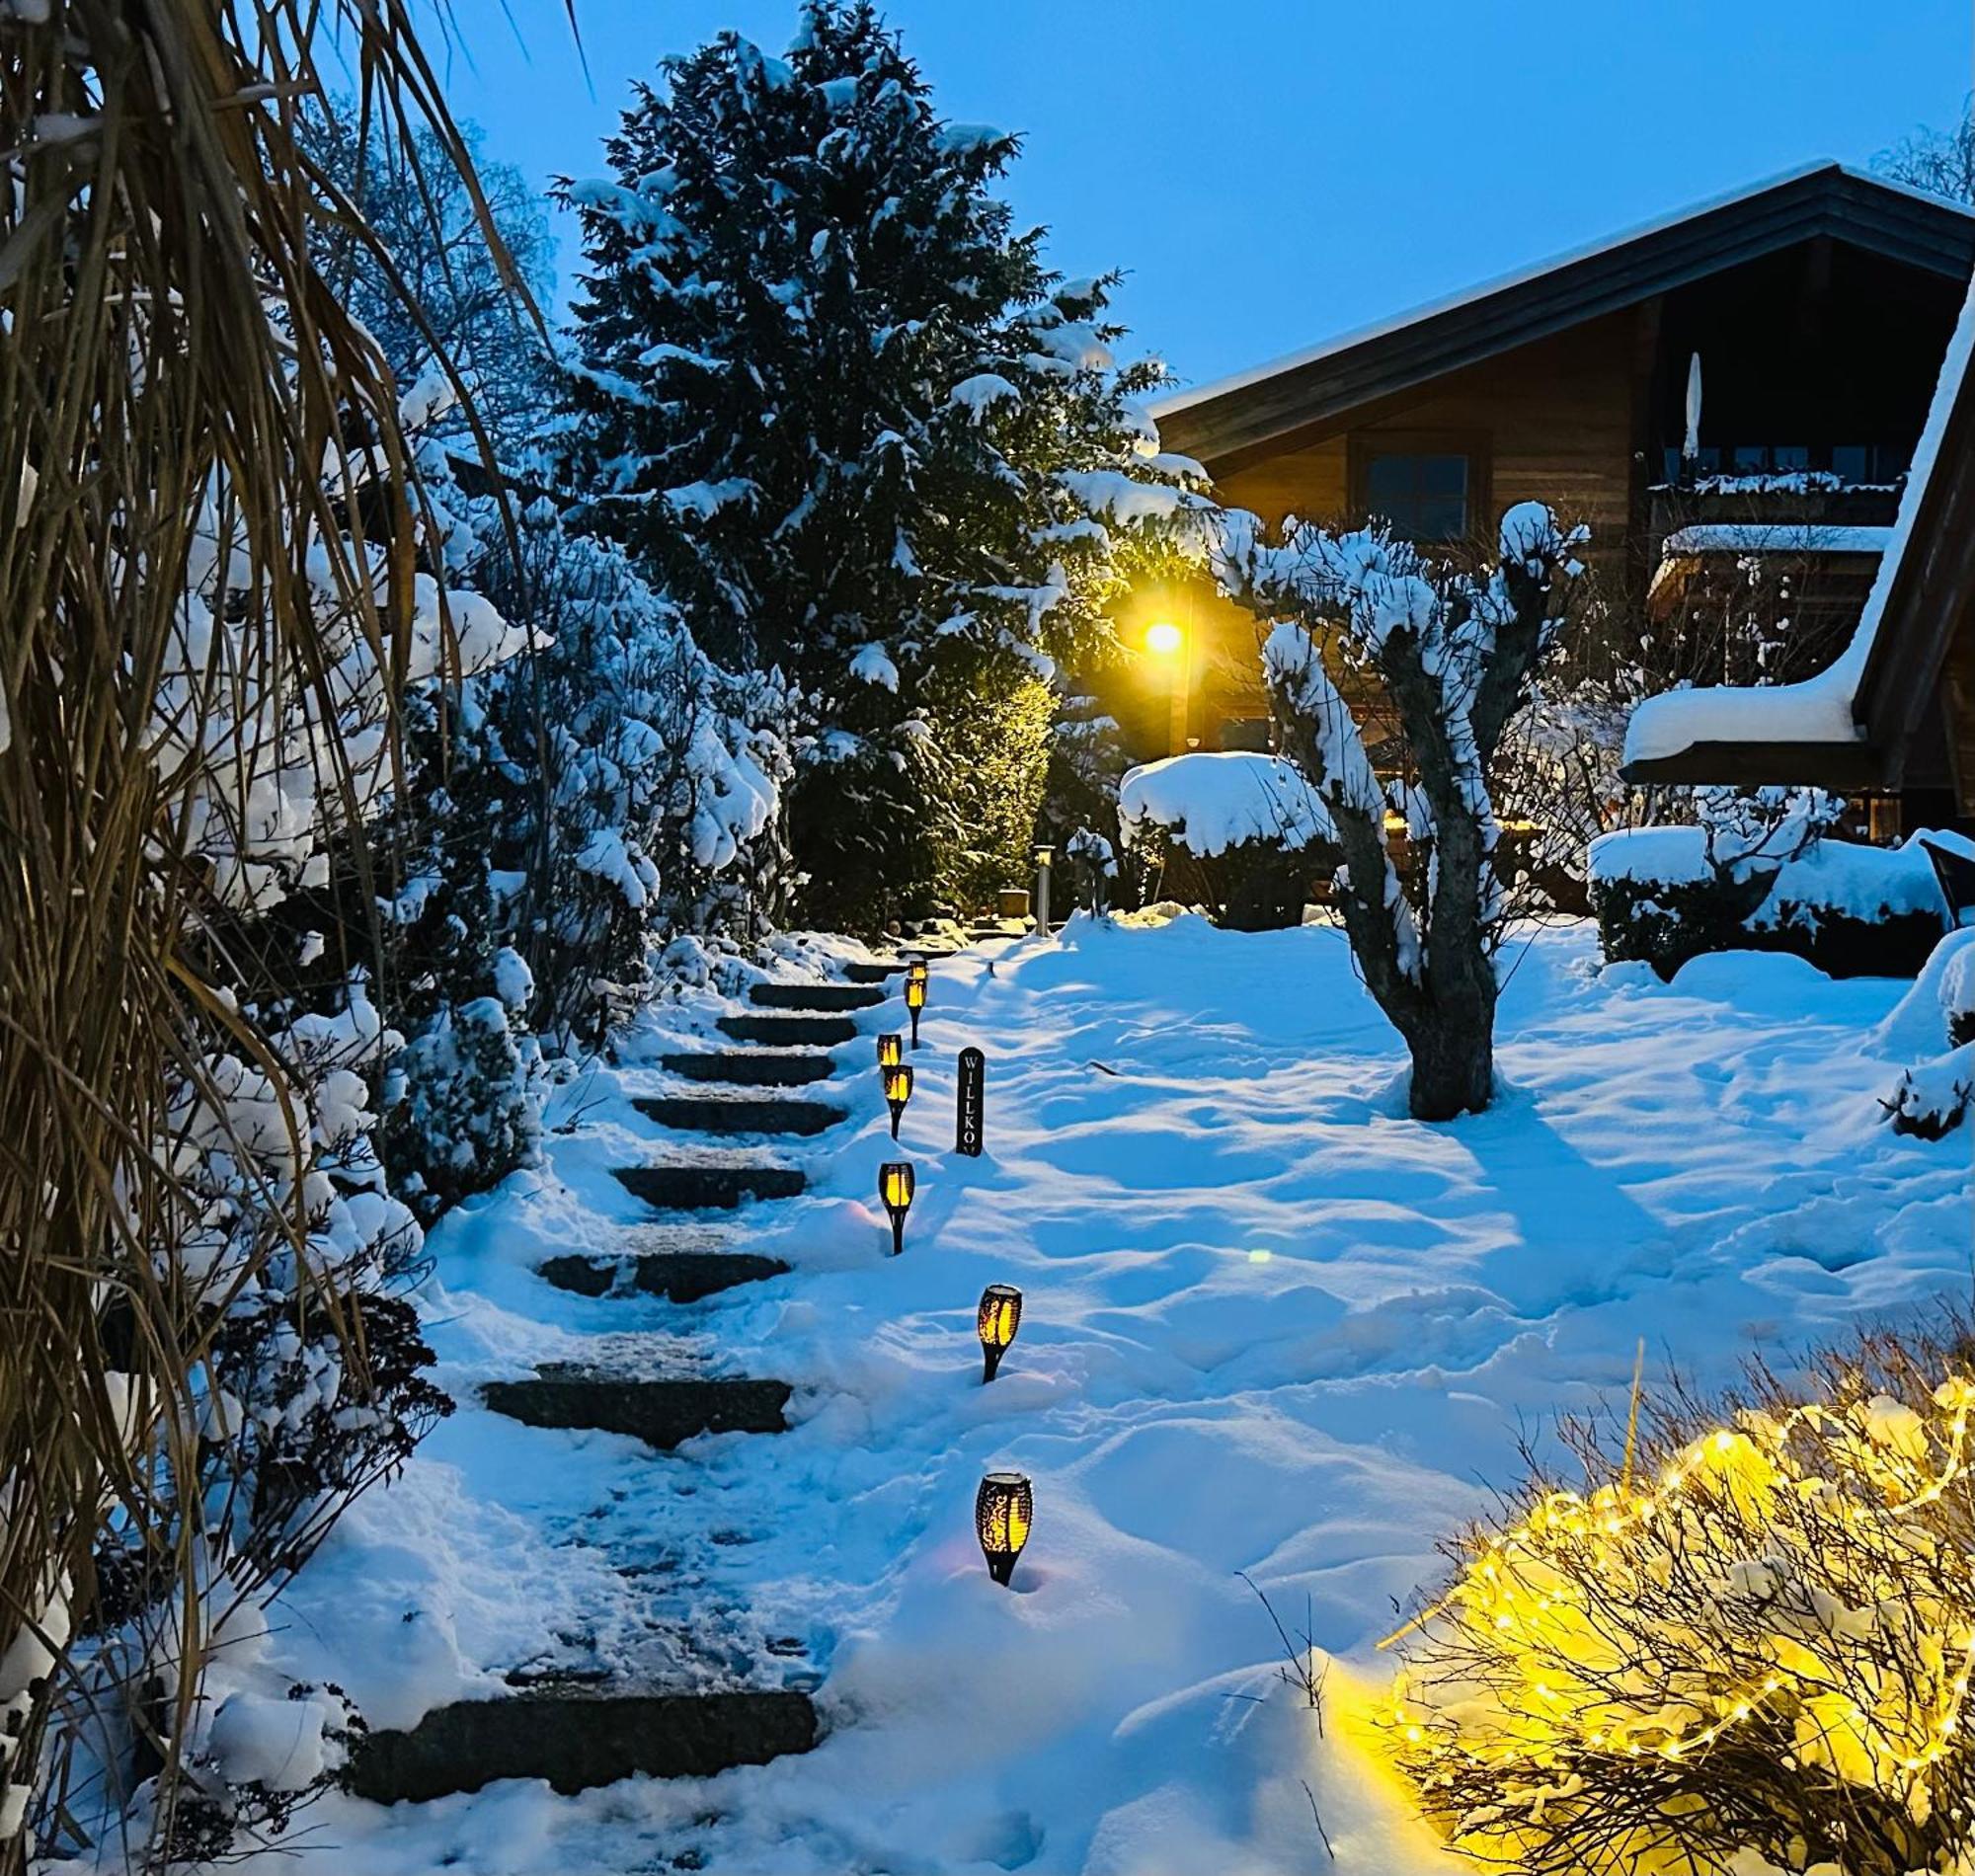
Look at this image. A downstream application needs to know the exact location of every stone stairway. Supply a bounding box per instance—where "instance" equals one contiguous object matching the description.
[352,960,906,1807]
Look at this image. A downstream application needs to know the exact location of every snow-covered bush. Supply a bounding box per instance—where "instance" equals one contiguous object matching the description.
[1211,505,1588,1116]
[1065,827,1119,915]
[1589,821,1954,980]
[1878,926,1975,1137]
[1390,1320,1975,1876]
[555,1,1202,926]
[1117,751,1336,930]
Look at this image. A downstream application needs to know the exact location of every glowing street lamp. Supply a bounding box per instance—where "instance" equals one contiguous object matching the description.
[879,1159,914,1256]
[877,1031,904,1070]
[1144,619,1183,656]
[976,1284,1023,1383]
[1144,618,1189,754]
[905,972,927,1049]
[883,1062,914,1140]
[975,1471,1033,1587]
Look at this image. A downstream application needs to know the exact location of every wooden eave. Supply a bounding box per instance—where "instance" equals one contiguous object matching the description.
[1158,167,1975,473]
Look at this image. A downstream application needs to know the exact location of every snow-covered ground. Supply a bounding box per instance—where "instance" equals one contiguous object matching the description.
[250,916,1969,1874]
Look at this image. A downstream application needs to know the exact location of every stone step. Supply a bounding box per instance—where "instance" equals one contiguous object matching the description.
[661,1052,835,1086]
[538,1249,791,1303]
[613,1163,805,1210]
[635,1094,845,1136]
[717,1012,859,1048]
[842,960,907,983]
[749,981,888,1012]
[348,1687,818,1802]
[482,1369,792,1447]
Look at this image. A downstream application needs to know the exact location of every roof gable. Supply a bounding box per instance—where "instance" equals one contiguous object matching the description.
[1155,164,1975,470]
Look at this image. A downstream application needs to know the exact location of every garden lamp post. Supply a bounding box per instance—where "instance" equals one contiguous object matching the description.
[1145,618,1187,755]
[1033,845,1054,932]
[976,1284,1022,1383]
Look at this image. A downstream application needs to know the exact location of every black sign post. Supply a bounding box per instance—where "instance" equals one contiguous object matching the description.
[956,1047,985,1157]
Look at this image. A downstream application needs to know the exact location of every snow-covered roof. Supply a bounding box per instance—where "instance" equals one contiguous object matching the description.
[1153,163,1975,464]
[1622,264,1975,778]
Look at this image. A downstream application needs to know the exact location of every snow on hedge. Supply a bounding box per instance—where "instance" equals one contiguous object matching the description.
[1118,750,1335,858]
[1589,824,1970,923]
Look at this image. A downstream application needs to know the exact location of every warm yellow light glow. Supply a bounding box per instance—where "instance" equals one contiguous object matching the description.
[1382,1368,1975,1863]
[883,1063,913,1106]
[877,1032,904,1069]
[977,1284,1021,1352]
[880,1162,914,1212]
[1144,620,1184,656]
[975,1471,1034,1584]
[905,977,926,1010]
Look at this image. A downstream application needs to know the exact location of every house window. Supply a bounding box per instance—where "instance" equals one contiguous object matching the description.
[1360,447,1472,541]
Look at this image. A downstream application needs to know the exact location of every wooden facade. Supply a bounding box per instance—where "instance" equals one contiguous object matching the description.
[1112,165,1975,774]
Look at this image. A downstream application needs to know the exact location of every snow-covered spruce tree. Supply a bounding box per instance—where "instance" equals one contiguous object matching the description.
[555,1,1190,927]
[1212,505,1587,1120]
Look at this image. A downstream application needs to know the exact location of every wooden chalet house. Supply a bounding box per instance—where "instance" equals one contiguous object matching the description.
[1622,262,1975,836]
[1118,163,1975,776]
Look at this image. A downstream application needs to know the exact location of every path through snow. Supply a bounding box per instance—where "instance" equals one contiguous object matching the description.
[255,917,1970,1874]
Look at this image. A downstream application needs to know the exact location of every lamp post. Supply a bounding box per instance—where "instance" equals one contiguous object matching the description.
[976,1284,1022,1383]
[975,1472,1033,1587]
[1145,618,1188,756]
[883,1062,913,1140]
[879,1160,914,1256]
[1033,845,1054,933]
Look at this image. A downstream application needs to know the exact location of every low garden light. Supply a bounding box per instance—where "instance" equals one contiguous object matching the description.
[879,1159,914,1255]
[877,1031,904,1070]
[883,1062,914,1139]
[975,1471,1033,1587]
[976,1284,1023,1383]
[905,971,927,1048]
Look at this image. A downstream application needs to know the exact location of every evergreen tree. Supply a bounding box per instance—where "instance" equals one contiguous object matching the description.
[557,0,1195,926]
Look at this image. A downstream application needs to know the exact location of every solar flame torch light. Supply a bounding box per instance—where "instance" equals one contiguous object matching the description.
[976,1284,1023,1383]
[879,1160,914,1256]
[877,1031,904,1070]
[975,1471,1033,1587]
[883,1062,914,1140]
[905,968,927,1049]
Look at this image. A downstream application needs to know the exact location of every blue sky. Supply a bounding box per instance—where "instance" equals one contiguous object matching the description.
[438,0,1973,391]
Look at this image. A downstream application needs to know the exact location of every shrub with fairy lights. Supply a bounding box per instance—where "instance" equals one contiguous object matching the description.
[1386,1324,1975,1876]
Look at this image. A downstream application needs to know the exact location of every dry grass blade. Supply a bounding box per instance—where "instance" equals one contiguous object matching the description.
[0,1,534,1863]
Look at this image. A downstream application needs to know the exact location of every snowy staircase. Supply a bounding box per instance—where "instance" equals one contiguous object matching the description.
[352,960,935,1808]
[349,1686,819,1802]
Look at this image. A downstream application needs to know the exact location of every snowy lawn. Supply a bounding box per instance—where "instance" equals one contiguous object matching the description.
[254,916,1969,1875]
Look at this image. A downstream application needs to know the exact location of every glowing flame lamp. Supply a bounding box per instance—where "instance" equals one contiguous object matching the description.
[877,1031,904,1070]
[879,1159,914,1256]
[977,1284,1023,1384]
[976,1471,1033,1587]
[883,1062,914,1140]
[905,972,927,1048]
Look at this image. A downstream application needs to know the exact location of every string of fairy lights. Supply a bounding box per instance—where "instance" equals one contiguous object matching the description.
[871,955,1033,1586]
[1383,1374,1975,1793]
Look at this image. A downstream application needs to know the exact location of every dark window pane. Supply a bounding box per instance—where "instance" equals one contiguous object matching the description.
[1831,444,1869,482]
[1733,444,1768,472]
[1364,451,1470,540]
[1773,444,1809,471]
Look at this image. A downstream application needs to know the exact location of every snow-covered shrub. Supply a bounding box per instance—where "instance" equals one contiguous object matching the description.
[555,1,1202,926]
[1117,751,1336,930]
[1065,827,1119,915]
[1390,1320,1975,1876]
[1877,926,1975,1137]
[1589,822,1954,980]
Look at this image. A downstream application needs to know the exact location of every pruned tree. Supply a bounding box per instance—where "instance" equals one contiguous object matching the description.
[1211,505,1587,1120]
